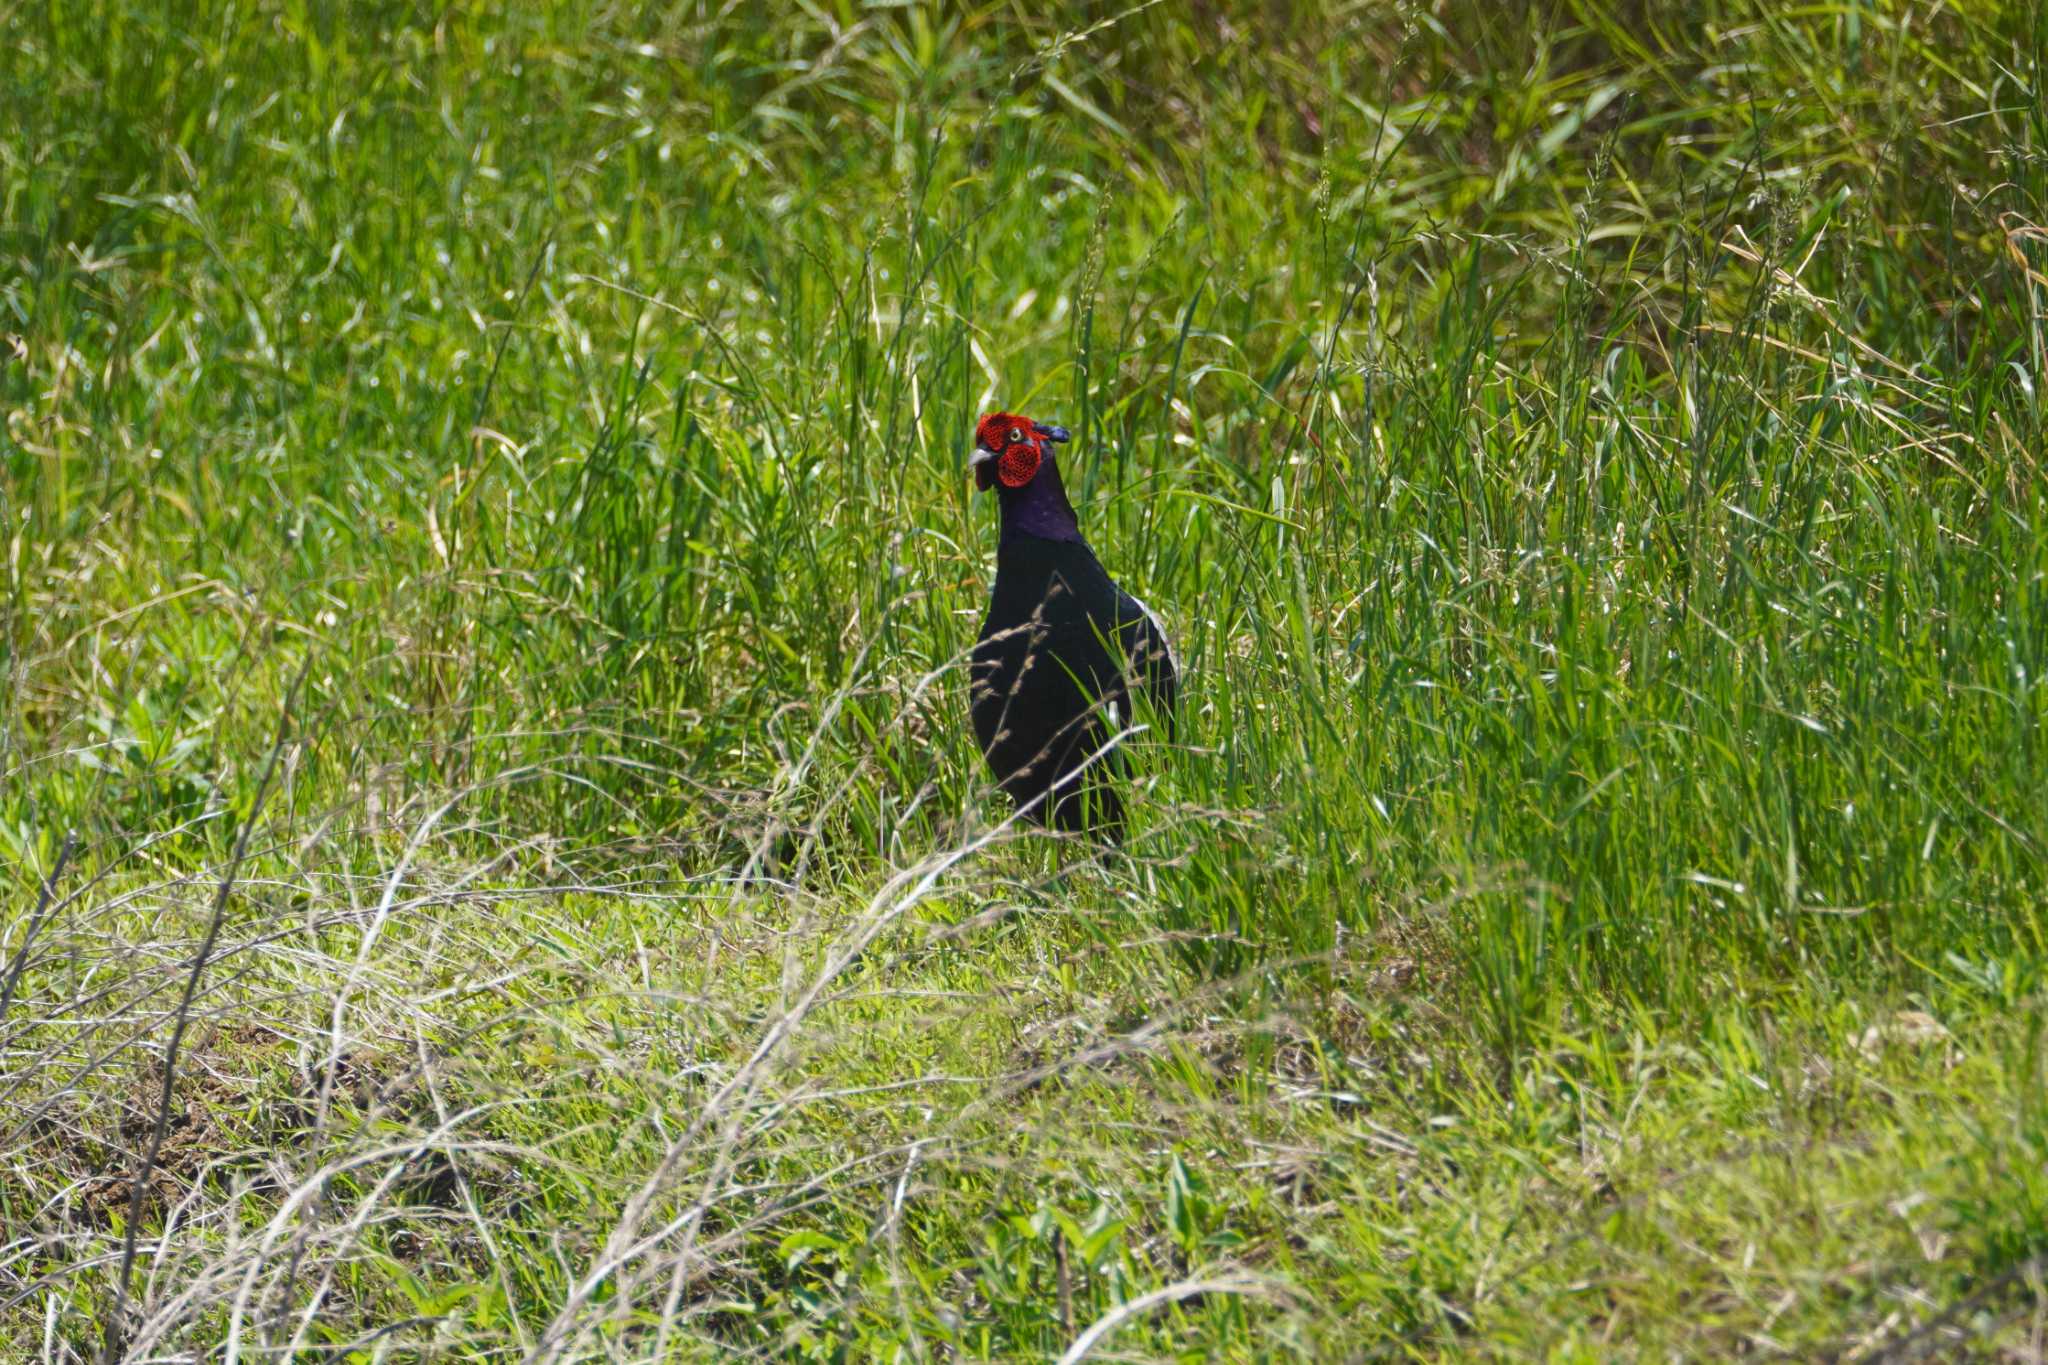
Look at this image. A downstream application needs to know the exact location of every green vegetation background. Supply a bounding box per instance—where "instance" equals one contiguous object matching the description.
[4,0,2047,1357]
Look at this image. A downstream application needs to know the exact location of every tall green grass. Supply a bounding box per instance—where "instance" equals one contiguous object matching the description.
[4,0,2047,1357]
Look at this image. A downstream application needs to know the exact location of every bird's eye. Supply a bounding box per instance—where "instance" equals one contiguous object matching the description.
[1010,427,1025,444]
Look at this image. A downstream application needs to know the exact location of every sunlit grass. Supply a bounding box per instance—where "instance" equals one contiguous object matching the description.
[3,0,2046,1357]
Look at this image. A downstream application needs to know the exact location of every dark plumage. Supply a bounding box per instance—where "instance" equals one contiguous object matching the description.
[968,412,1178,835]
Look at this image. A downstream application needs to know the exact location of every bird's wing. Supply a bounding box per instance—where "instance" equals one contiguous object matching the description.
[1117,590,1179,732]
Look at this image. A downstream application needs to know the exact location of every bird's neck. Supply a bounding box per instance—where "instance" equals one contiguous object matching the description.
[998,456,1085,546]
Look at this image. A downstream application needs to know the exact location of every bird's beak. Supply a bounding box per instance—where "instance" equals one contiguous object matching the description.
[970,445,997,492]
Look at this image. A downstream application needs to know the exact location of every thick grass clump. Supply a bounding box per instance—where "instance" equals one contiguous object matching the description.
[4,1,2047,1358]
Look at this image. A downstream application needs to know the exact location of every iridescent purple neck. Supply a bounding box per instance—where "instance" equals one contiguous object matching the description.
[997,451,1084,544]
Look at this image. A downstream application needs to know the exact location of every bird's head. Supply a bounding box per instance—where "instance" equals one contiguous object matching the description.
[971,412,1070,493]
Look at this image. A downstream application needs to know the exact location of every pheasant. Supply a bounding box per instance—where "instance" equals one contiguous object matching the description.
[968,411,1178,835]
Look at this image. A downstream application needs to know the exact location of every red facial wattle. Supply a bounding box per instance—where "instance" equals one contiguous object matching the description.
[976,412,1024,452]
[976,410,1046,490]
[997,440,1041,487]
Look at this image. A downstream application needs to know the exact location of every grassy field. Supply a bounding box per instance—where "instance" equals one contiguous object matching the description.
[4,0,2047,1358]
